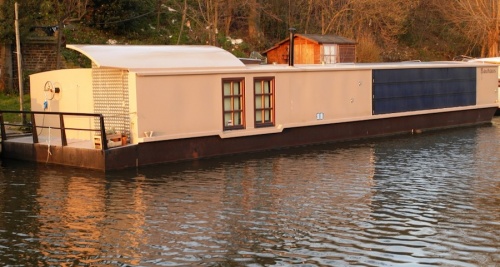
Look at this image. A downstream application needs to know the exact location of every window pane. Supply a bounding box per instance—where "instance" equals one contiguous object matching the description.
[223,83,231,95]
[224,113,233,126]
[255,96,262,109]
[256,111,262,122]
[264,81,270,94]
[255,81,262,94]
[234,97,240,109]
[233,82,240,95]
[224,98,232,111]
[234,113,241,125]
[264,95,271,108]
[264,110,271,121]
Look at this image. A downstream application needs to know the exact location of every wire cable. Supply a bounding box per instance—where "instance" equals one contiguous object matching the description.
[93,10,155,25]
[46,126,52,163]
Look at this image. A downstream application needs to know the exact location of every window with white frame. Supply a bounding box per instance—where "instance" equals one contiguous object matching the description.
[322,44,337,64]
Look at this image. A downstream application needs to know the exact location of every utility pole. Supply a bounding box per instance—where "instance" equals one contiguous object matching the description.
[14,2,25,123]
[56,19,63,69]
[156,0,161,31]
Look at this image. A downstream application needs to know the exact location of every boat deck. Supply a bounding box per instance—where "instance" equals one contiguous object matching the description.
[1,134,138,171]
[4,135,97,149]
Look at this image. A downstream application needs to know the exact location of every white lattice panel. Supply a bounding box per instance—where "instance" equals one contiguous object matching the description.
[92,68,130,138]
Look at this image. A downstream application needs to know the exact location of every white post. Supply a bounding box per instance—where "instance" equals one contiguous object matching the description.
[15,2,24,122]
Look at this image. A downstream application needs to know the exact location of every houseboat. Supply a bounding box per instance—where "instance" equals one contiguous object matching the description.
[0,44,498,171]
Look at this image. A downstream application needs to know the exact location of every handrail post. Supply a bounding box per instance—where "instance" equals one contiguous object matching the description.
[100,115,108,150]
[31,113,38,143]
[0,113,6,141]
[59,114,67,146]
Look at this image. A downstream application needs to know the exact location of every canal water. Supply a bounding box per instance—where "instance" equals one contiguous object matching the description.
[1,119,499,267]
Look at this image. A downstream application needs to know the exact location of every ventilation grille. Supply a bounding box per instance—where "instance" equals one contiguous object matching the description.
[92,68,130,137]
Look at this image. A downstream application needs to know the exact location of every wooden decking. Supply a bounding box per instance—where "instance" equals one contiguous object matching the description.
[4,135,96,149]
[1,134,138,171]
[0,110,136,171]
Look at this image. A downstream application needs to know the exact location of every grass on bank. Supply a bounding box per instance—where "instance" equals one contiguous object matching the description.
[0,93,31,124]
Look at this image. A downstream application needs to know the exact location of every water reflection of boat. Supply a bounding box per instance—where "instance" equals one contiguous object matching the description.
[0,45,498,171]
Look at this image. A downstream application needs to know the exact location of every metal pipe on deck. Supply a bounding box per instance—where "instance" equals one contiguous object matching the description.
[288,28,296,66]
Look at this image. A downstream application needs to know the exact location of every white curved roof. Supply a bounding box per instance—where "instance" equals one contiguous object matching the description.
[66,44,245,69]
[468,57,500,64]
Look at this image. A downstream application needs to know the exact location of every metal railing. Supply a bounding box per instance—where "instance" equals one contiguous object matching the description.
[0,110,109,150]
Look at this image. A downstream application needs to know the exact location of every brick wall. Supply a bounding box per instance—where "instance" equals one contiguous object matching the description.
[0,44,6,91]
[7,40,64,93]
[22,43,59,72]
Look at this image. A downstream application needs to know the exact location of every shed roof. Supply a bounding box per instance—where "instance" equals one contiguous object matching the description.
[298,34,357,44]
[66,44,246,70]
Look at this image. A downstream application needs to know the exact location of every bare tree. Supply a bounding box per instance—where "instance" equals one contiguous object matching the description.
[288,0,413,41]
[177,0,187,44]
[349,0,414,44]
[247,0,260,41]
[40,0,89,24]
[318,0,353,35]
[39,0,90,68]
[58,1,89,68]
[434,0,499,57]
[193,0,220,45]
[222,0,234,36]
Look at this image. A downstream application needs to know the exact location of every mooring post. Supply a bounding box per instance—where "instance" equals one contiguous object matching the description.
[31,113,38,143]
[59,114,67,146]
[0,113,6,141]
[100,115,108,150]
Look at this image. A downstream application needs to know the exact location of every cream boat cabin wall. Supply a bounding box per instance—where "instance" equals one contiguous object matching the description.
[283,70,372,124]
[133,74,223,141]
[131,69,373,143]
[477,67,499,105]
[30,69,94,140]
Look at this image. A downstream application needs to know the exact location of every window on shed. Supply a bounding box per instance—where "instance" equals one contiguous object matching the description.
[223,78,245,130]
[322,44,337,64]
[254,77,275,127]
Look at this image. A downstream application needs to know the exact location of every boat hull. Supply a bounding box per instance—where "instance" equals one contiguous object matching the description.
[2,107,494,171]
[136,107,495,167]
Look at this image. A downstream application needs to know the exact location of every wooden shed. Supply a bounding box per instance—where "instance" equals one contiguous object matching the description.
[263,34,356,64]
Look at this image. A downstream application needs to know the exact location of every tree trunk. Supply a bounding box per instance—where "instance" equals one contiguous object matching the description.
[224,0,233,36]
[304,0,313,33]
[493,0,500,57]
[177,0,188,45]
[212,0,218,45]
[156,0,161,31]
[248,0,260,40]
